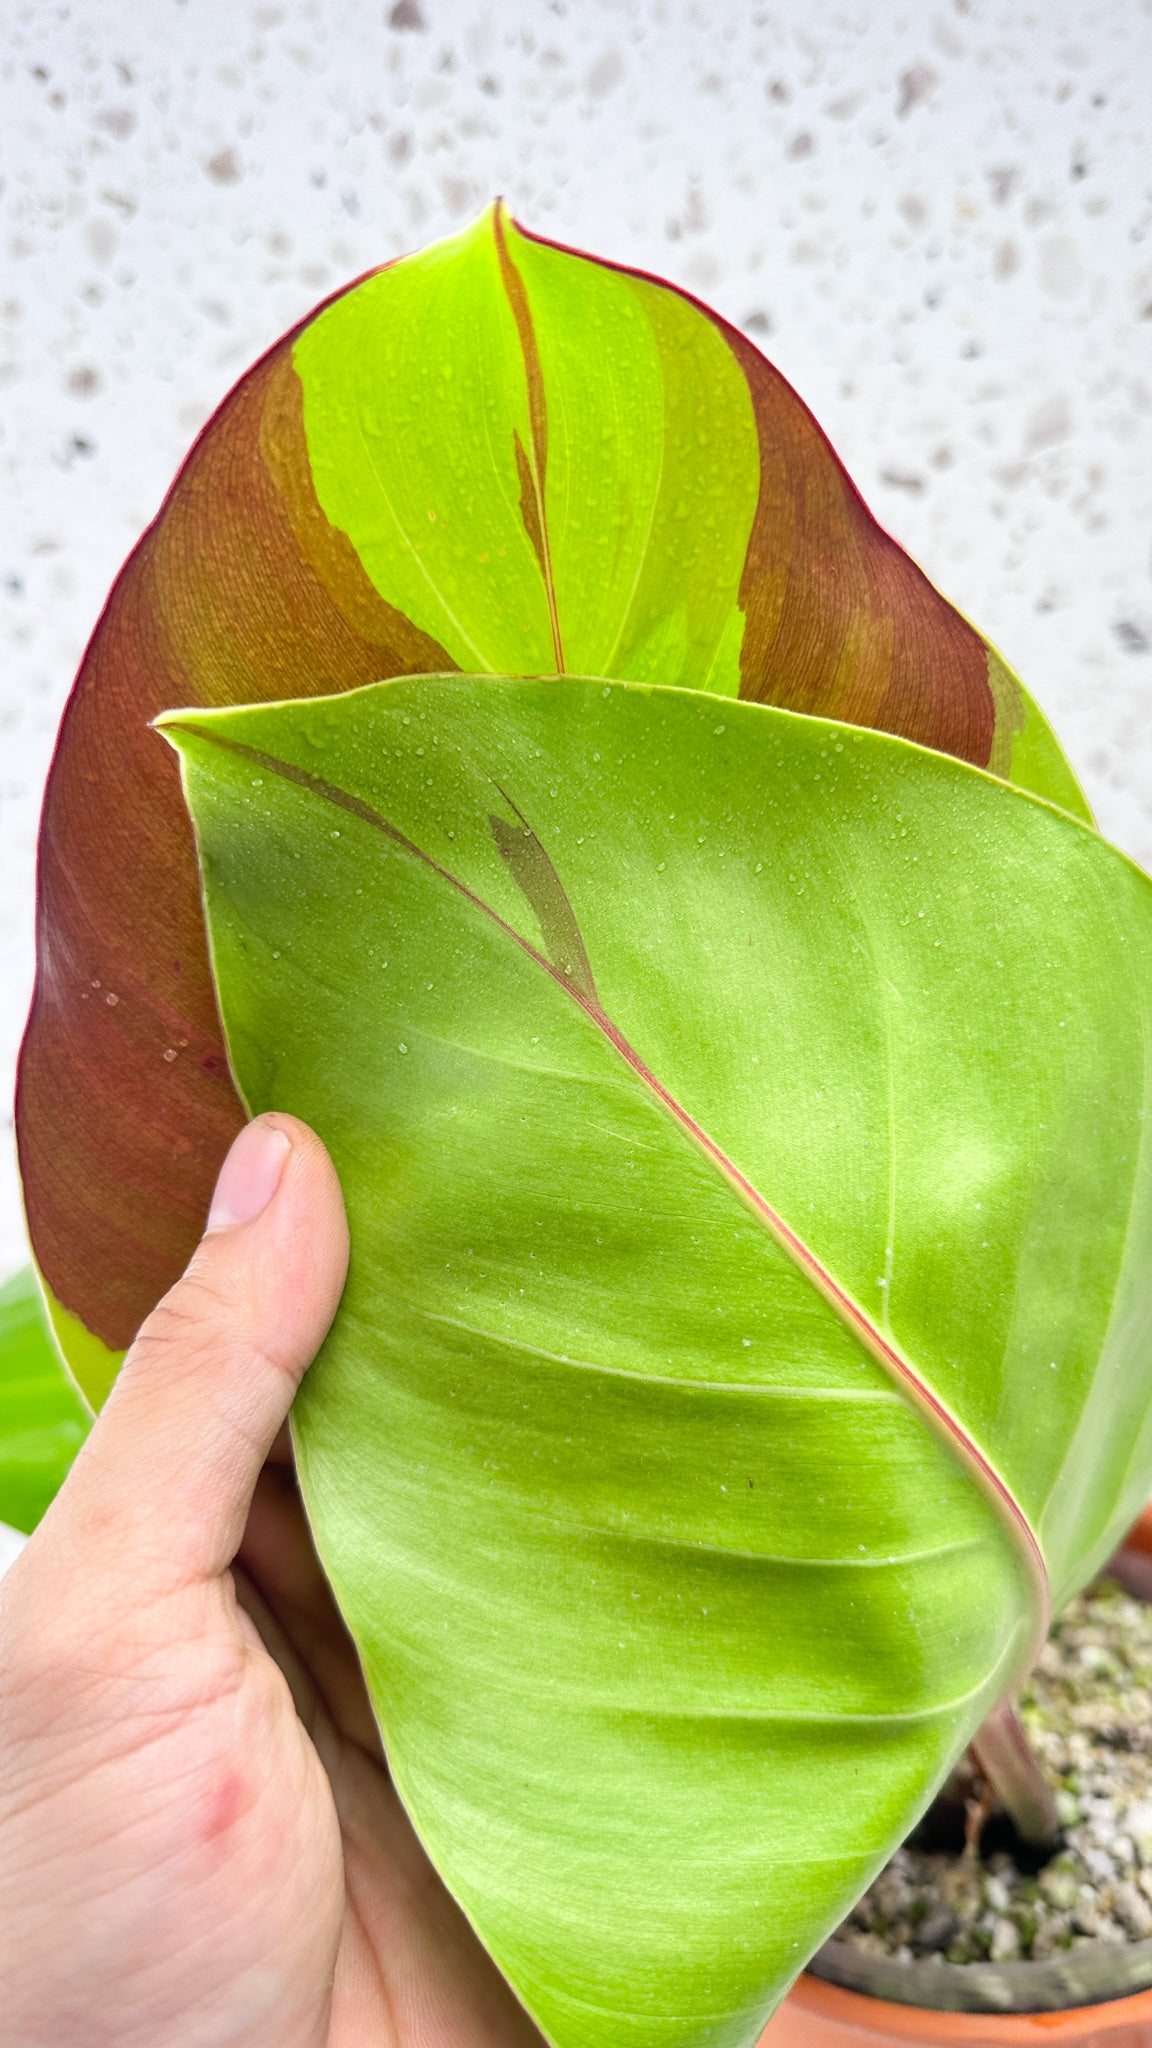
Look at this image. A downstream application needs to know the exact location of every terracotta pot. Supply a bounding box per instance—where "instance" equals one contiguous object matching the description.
[1122,1507,1152,1559]
[1110,1505,1152,1603]
[759,1971,1152,2044]
[760,1504,1152,2048]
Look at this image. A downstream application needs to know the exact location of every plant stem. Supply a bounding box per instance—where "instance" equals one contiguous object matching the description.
[970,1700,1062,1849]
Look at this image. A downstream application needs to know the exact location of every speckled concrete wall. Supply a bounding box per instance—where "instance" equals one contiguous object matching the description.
[2,0,1150,1276]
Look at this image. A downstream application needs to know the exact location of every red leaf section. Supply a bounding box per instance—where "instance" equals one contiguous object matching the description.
[18,335,454,1351]
[726,325,994,760]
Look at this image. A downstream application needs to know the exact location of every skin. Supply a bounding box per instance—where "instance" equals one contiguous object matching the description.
[0,1114,545,2048]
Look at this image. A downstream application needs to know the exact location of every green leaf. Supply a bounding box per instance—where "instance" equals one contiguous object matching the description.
[19,204,1088,1376]
[163,675,1152,2046]
[0,1266,90,1534]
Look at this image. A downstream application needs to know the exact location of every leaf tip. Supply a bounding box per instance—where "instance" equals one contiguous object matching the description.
[150,708,191,751]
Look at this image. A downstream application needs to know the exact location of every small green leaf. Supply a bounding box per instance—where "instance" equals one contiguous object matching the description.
[0,1266,90,1534]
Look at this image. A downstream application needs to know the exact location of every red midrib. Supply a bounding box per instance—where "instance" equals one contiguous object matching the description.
[492,200,566,675]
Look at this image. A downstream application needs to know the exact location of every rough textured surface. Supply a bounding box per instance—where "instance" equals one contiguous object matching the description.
[2,0,1150,1273]
[840,1579,1152,1966]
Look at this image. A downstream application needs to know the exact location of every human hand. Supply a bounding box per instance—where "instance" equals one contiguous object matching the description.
[0,1114,544,2048]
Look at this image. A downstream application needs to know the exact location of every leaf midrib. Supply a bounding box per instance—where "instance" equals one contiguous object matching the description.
[493,201,565,672]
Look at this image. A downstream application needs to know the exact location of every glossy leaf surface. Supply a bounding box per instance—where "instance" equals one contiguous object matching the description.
[18,206,1088,1370]
[0,1267,90,1535]
[165,675,1152,2046]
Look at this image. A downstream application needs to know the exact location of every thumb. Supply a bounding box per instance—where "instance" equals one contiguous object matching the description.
[50,1113,349,1590]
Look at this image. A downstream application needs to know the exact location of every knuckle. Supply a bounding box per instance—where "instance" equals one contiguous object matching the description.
[125,1262,236,1373]
[118,1258,300,1412]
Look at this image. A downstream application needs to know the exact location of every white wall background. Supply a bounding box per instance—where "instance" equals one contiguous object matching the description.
[1,0,1150,1277]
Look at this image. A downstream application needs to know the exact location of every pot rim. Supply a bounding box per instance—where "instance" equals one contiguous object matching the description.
[781,1969,1152,2039]
[1120,1504,1152,1562]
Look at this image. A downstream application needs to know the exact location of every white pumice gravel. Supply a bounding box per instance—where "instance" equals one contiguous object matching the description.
[840,1578,1152,1966]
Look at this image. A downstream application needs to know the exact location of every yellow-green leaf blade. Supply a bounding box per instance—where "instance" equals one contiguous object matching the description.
[154,673,1152,2041]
